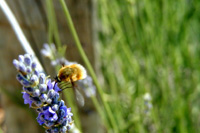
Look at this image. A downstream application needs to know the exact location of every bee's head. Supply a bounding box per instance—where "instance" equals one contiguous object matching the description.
[54,75,61,82]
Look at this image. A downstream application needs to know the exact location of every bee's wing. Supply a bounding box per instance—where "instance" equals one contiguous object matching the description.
[74,88,85,107]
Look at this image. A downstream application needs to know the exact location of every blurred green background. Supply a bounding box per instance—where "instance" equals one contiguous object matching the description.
[98,0,200,132]
[1,0,200,133]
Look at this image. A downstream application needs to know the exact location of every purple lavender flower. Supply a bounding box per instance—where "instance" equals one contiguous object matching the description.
[41,43,56,59]
[13,54,73,132]
[37,113,45,125]
[22,92,32,107]
[43,106,58,122]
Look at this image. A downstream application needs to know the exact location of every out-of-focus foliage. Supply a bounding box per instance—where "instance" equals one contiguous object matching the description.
[98,0,200,132]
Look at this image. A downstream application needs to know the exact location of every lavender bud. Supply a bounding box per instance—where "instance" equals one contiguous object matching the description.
[19,63,26,72]
[33,89,40,97]
[13,59,19,70]
[21,80,32,87]
[30,74,38,83]
[48,89,55,99]
[34,68,39,76]
[39,73,46,84]
[46,99,52,104]
[43,43,50,50]
[24,54,32,66]
[40,94,47,102]
[39,84,47,92]
[18,55,24,62]
[52,104,59,111]
[26,66,32,74]
[16,73,24,82]
[31,61,37,69]
[60,100,65,107]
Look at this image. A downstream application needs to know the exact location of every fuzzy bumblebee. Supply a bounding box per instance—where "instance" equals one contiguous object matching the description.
[56,64,87,83]
[55,64,87,106]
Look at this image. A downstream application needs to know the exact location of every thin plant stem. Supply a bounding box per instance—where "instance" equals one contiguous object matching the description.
[46,0,54,44]
[59,0,118,131]
[46,0,62,47]
[63,90,82,131]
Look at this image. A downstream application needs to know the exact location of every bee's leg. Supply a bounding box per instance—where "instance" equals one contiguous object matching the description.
[58,81,72,91]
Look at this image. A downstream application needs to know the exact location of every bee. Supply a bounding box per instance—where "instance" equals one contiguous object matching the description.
[55,64,87,106]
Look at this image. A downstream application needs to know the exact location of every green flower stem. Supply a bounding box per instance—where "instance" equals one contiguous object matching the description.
[64,89,82,131]
[46,0,53,44]
[46,0,61,47]
[59,0,118,131]
[90,95,110,128]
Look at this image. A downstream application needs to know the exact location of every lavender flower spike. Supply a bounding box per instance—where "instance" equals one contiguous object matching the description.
[13,54,73,132]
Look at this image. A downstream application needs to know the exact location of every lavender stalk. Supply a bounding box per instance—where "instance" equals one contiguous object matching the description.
[13,54,73,133]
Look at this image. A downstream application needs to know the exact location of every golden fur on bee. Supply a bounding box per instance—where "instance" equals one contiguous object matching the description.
[56,64,87,83]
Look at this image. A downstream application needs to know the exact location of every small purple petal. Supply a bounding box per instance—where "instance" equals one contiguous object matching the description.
[54,83,62,92]
[47,79,53,90]
[37,113,45,125]
[22,92,32,107]
[59,106,67,118]
[67,108,73,116]
[43,107,58,122]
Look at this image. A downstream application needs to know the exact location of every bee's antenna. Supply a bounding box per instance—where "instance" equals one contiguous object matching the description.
[61,63,65,67]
